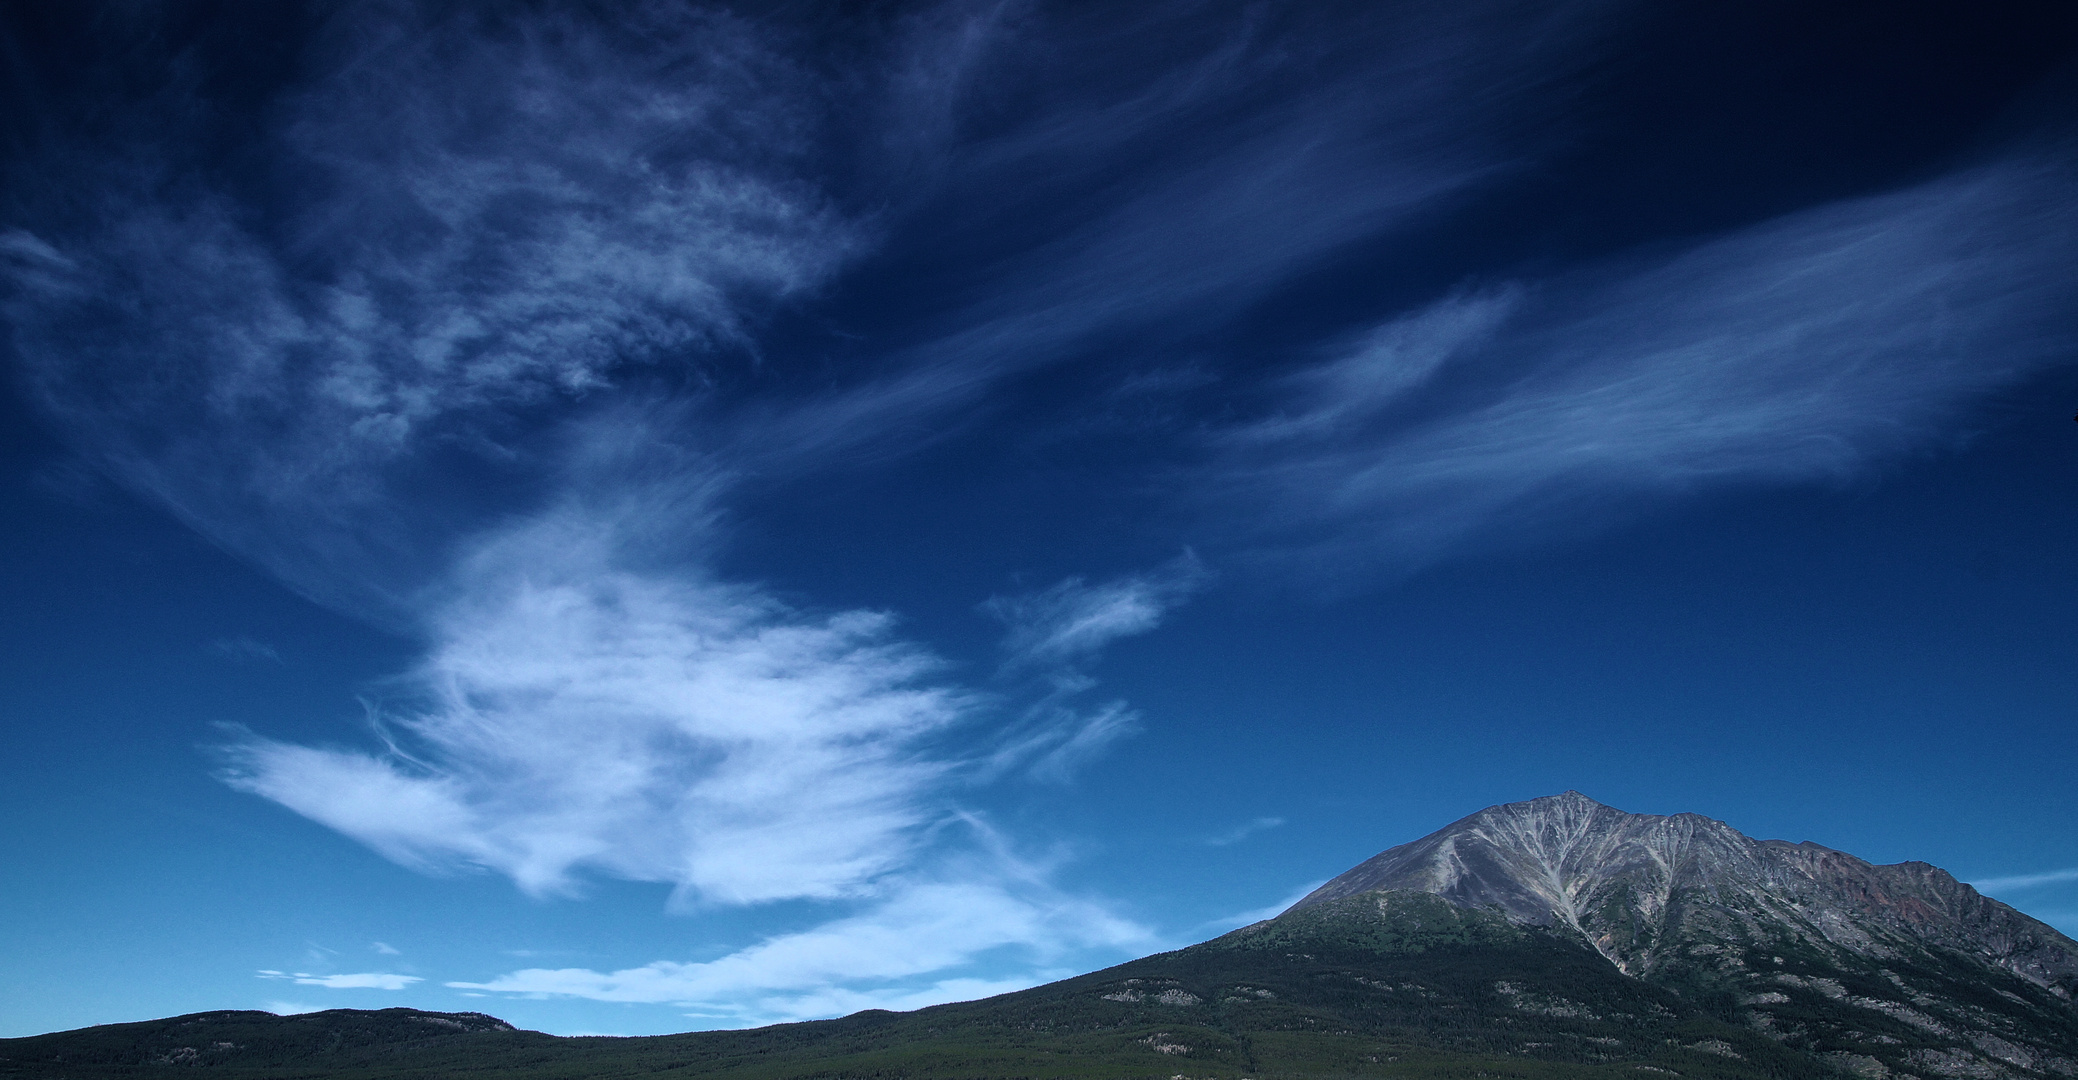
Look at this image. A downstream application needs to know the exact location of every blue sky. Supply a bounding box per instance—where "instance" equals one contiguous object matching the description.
[2,0,2076,1039]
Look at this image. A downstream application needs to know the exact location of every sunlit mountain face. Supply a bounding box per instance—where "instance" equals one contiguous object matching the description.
[2,1,2076,1040]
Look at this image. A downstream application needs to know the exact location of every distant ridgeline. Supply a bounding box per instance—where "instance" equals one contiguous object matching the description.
[7,793,2074,1080]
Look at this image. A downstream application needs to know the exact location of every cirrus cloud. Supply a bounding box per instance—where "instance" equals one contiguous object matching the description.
[1205,154,2078,580]
[259,970,422,991]
[450,868,1152,1026]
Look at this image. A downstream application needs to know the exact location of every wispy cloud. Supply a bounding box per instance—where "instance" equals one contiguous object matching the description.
[225,505,967,905]
[984,556,1206,672]
[975,557,1206,783]
[1226,290,1522,448]
[735,0,1618,470]
[372,942,401,956]
[1204,155,2078,579]
[1206,816,1287,847]
[260,970,421,991]
[1970,867,2078,892]
[1,5,857,618]
[982,699,1143,786]
[450,842,1152,1026]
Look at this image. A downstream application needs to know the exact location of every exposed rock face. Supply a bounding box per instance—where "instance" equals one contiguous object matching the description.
[1287,792,2078,1079]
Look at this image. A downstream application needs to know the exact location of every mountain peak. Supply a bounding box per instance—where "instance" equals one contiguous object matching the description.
[1287,792,1700,929]
[1286,793,2078,999]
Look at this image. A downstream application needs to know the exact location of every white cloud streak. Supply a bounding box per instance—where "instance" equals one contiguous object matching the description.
[259,971,422,991]
[1207,155,2078,578]
[972,557,1206,783]
[450,869,1151,1025]
[982,699,1143,786]
[1206,816,1287,847]
[984,557,1206,671]
[1971,867,2078,892]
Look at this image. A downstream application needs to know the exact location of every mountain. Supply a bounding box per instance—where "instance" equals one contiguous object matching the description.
[1294,792,2078,1079]
[5,793,2074,1080]
[1298,791,2078,991]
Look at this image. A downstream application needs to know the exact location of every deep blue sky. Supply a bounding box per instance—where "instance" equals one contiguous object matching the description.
[3,0,2076,1039]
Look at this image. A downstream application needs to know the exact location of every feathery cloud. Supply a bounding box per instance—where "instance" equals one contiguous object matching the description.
[1,5,856,617]
[1206,817,1287,847]
[450,868,1151,1026]
[973,557,1206,783]
[732,0,1616,470]
[1971,867,2078,892]
[1205,155,2078,579]
[259,971,421,991]
[984,556,1207,672]
[225,507,967,905]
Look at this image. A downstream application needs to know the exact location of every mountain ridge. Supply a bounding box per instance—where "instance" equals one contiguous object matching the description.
[1292,791,2078,999]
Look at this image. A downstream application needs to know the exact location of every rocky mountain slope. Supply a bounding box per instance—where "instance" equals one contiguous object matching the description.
[1295,792,2078,1079]
[5,793,2073,1080]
